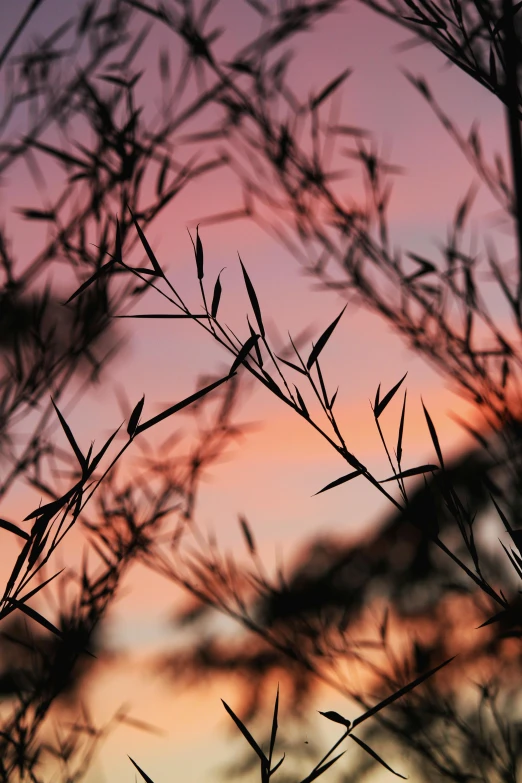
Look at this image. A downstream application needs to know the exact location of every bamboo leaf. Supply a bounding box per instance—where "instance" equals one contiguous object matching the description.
[306,306,346,370]
[396,391,407,465]
[127,204,163,276]
[221,699,268,764]
[269,685,279,765]
[300,752,345,783]
[240,256,265,338]
[351,656,455,729]
[0,519,29,540]
[136,374,232,435]
[422,400,444,467]
[127,395,145,437]
[9,599,63,638]
[374,373,407,419]
[276,355,307,375]
[88,424,122,475]
[51,397,86,471]
[314,470,363,496]
[239,514,256,555]
[349,734,407,779]
[64,259,116,305]
[247,317,263,366]
[294,385,309,418]
[230,334,259,375]
[380,464,439,483]
[116,314,207,319]
[310,68,352,110]
[318,710,351,728]
[128,757,156,783]
[211,268,225,318]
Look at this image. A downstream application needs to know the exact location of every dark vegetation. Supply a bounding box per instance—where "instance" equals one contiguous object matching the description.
[0,0,522,780]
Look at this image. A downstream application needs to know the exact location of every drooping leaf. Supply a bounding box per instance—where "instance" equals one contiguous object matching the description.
[379,464,439,483]
[306,306,346,370]
[127,395,145,437]
[221,700,268,764]
[239,256,265,338]
[374,373,407,419]
[136,374,232,435]
[349,734,407,779]
[230,334,259,375]
[0,519,29,540]
[314,470,363,496]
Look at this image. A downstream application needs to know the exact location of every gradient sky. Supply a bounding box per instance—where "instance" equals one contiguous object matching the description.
[0,0,515,780]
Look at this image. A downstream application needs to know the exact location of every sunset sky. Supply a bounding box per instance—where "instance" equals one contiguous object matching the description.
[0,0,514,780]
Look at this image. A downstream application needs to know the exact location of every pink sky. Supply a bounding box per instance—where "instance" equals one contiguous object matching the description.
[0,0,513,780]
